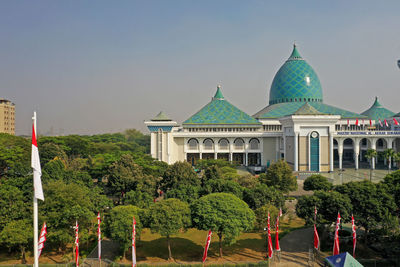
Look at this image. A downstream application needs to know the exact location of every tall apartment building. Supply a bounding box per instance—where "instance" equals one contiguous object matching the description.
[0,98,16,135]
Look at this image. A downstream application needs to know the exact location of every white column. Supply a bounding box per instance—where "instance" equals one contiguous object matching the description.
[275,137,280,161]
[329,134,334,172]
[283,134,286,161]
[214,153,217,159]
[200,153,203,159]
[245,152,248,166]
[229,153,232,162]
[294,132,299,171]
[338,139,343,170]
[354,139,360,170]
[387,138,394,170]
[150,132,157,159]
[371,138,376,170]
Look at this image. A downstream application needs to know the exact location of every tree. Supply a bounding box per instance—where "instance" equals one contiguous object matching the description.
[384,148,396,172]
[106,205,143,254]
[0,133,30,177]
[303,174,332,191]
[191,193,255,257]
[243,184,285,210]
[383,170,400,210]
[365,149,377,181]
[254,204,279,231]
[0,219,32,263]
[0,185,28,230]
[160,161,200,192]
[165,184,201,204]
[202,179,244,199]
[149,199,191,259]
[261,160,297,193]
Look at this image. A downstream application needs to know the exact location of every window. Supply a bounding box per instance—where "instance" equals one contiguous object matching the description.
[219,139,229,150]
[188,139,199,150]
[234,138,244,149]
[203,139,214,150]
[249,138,260,150]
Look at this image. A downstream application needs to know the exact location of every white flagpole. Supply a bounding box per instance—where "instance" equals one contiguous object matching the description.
[33,112,39,267]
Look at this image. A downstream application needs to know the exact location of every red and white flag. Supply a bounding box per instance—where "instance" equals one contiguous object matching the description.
[314,207,319,250]
[97,212,101,261]
[279,208,283,217]
[347,120,350,127]
[31,119,44,201]
[267,212,273,259]
[394,118,399,126]
[369,120,372,127]
[362,119,365,127]
[38,222,47,258]
[202,230,212,263]
[379,119,383,127]
[132,217,136,267]
[352,215,356,258]
[355,119,360,126]
[74,221,79,267]
[275,216,280,251]
[384,119,389,127]
[333,213,341,255]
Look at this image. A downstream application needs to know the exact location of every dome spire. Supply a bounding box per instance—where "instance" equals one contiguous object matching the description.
[373,96,382,107]
[213,85,224,100]
[288,43,303,60]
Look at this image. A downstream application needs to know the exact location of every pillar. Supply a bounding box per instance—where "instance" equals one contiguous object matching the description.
[387,138,394,170]
[200,152,203,159]
[354,139,360,170]
[294,132,299,171]
[150,132,157,159]
[283,135,286,161]
[371,139,376,170]
[245,152,248,166]
[214,153,217,160]
[338,139,343,170]
[329,134,334,172]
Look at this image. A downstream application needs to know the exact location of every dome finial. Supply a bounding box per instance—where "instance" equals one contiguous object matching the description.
[213,85,224,100]
[288,43,302,60]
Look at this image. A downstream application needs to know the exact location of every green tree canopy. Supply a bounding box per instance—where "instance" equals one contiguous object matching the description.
[303,174,332,191]
[0,219,32,263]
[160,161,200,192]
[261,160,297,193]
[243,184,285,210]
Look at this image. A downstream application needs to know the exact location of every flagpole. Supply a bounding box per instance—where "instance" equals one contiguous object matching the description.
[33,112,39,267]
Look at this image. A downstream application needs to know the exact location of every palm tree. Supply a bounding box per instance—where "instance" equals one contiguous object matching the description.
[365,149,377,181]
[393,152,400,170]
[383,148,396,173]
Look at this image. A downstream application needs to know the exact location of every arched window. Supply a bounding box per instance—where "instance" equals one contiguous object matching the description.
[249,138,260,150]
[219,138,229,150]
[188,138,199,150]
[203,139,214,150]
[234,138,244,149]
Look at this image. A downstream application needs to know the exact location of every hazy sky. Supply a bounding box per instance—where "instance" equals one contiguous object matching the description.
[1,1,400,136]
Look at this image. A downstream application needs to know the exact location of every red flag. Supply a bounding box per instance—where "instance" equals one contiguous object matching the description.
[314,224,320,250]
[352,215,356,258]
[347,120,350,127]
[132,217,136,267]
[394,118,399,126]
[38,222,47,258]
[384,119,389,127]
[97,212,101,261]
[267,212,273,259]
[369,120,372,127]
[333,213,341,255]
[31,122,44,201]
[362,119,365,127]
[275,216,280,251]
[202,230,212,263]
[355,119,359,126]
[379,119,383,127]
[74,221,79,267]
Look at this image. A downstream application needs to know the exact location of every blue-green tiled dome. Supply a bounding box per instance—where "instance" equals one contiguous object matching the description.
[269,45,323,105]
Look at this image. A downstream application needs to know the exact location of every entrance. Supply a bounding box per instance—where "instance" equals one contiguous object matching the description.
[310,132,319,171]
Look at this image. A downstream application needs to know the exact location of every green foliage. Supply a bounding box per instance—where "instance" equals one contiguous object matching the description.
[303,174,332,191]
[165,184,201,204]
[383,170,400,208]
[243,184,284,210]
[0,219,32,263]
[0,184,29,231]
[191,193,255,246]
[0,133,30,177]
[160,161,200,191]
[261,160,297,193]
[125,190,154,208]
[254,204,279,231]
[106,205,143,253]
[202,179,244,199]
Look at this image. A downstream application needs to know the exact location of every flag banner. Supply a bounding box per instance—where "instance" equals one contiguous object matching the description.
[369,120,372,127]
[275,216,280,251]
[31,122,44,201]
[97,212,101,260]
[279,208,283,217]
[267,212,273,259]
[38,222,47,258]
[202,230,212,263]
[74,221,79,267]
[384,119,389,127]
[333,213,341,255]
[352,215,356,258]
[313,224,320,250]
[362,119,365,127]
[132,217,136,267]
[355,119,359,126]
[379,119,383,127]
[347,120,350,127]
[394,118,399,126]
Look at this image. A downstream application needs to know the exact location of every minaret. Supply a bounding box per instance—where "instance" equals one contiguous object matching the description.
[144,111,177,163]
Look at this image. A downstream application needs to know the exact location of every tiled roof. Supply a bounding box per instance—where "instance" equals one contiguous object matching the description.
[361,97,395,121]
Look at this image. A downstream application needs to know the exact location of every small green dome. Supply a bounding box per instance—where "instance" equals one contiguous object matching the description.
[269,44,323,105]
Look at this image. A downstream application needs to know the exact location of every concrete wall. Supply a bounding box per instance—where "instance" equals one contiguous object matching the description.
[320,136,330,172]
[285,136,294,167]
[262,137,277,165]
[299,136,308,171]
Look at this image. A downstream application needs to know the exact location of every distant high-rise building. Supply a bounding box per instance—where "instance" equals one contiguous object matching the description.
[0,98,16,135]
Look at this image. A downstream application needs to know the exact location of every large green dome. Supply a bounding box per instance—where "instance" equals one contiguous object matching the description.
[269,45,323,105]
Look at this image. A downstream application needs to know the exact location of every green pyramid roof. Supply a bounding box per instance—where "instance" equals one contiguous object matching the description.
[293,102,324,115]
[183,87,261,125]
[393,111,400,117]
[152,111,172,121]
[361,97,395,121]
[254,101,366,119]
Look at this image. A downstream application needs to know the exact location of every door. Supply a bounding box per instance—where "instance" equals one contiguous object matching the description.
[310,132,319,172]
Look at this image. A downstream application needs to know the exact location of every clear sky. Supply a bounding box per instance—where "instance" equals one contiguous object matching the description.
[1,0,400,135]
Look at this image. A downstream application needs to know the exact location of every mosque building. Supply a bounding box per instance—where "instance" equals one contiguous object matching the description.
[145,45,400,173]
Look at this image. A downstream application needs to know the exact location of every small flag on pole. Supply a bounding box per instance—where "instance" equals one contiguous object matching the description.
[31,120,44,201]
[202,230,212,263]
[333,213,341,255]
[384,119,389,127]
[97,212,101,261]
[379,119,383,127]
[394,118,399,126]
[275,216,280,251]
[267,212,273,259]
[369,120,372,127]
[314,207,319,250]
[38,222,47,258]
[132,217,136,267]
[347,120,350,127]
[279,207,283,217]
[355,119,359,126]
[74,221,79,267]
[352,215,356,258]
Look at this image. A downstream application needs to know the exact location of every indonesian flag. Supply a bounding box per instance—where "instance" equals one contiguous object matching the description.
[132,217,136,267]
[314,207,319,250]
[202,230,212,263]
[97,212,101,260]
[74,221,79,267]
[394,118,399,126]
[369,120,373,127]
[352,215,356,257]
[38,222,47,258]
[267,212,273,259]
[275,216,280,251]
[362,119,365,127]
[279,208,283,217]
[333,213,341,255]
[347,120,350,127]
[384,119,389,127]
[355,119,359,126]
[379,119,383,127]
[31,119,44,201]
